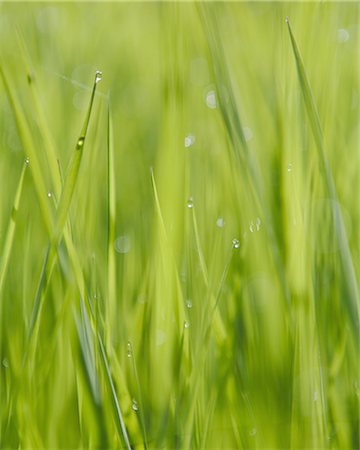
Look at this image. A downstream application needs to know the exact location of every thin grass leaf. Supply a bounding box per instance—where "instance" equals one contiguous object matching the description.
[0,160,27,294]
[27,71,102,346]
[98,332,132,450]
[0,64,53,234]
[287,17,360,334]
[16,30,62,198]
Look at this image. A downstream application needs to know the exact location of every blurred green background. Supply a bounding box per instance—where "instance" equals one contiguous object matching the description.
[0,2,359,449]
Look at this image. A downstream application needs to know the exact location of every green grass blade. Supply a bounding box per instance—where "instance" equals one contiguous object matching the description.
[0,64,53,234]
[0,160,27,293]
[98,332,132,450]
[53,70,102,244]
[106,103,117,347]
[27,71,102,348]
[287,18,360,334]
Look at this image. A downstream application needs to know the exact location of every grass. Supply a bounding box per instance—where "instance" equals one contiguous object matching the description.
[0,2,359,449]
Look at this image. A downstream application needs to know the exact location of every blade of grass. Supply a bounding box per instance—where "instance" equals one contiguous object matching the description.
[287,17,360,335]
[27,70,102,347]
[0,160,28,294]
[0,64,53,234]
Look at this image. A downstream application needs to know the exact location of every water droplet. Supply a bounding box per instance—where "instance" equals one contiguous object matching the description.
[249,222,255,233]
[256,217,261,231]
[127,341,132,358]
[249,427,257,436]
[187,197,194,209]
[76,136,85,149]
[186,299,192,309]
[313,390,318,402]
[232,238,240,249]
[132,399,139,412]
[2,358,9,368]
[184,134,195,148]
[25,157,30,165]
[287,164,292,172]
[205,90,217,109]
[337,28,349,43]
[156,329,166,346]
[216,217,225,228]
[244,127,253,142]
[114,235,131,254]
[47,191,52,198]
[184,321,190,329]
[95,70,102,83]
[285,16,289,24]
[243,232,247,239]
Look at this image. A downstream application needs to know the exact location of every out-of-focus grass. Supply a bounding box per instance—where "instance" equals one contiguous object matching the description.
[0,2,359,449]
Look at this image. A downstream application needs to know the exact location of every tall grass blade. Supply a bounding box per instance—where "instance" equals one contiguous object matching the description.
[0,160,27,294]
[287,18,360,334]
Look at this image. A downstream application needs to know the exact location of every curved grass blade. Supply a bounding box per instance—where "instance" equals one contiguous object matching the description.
[26,71,102,347]
[106,103,117,347]
[16,29,62,199]
[0,160,28,294]
[98,331,132,450]
[0,64,53,234]
[287,18,360,334]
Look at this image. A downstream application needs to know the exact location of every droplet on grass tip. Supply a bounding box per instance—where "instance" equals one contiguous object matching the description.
[187,197,194,209]
[232,238,240,249]
[25,157,30,165]
[76,136,85,150]
[132,399,139,412]
[216,217,225,228]
[95,70,102,83]
[285,16,289,24]
[186,299,192,309]
[205,90,217,109]
[47,191,52,198]
[184,134,195,148]
[184,321,190,329]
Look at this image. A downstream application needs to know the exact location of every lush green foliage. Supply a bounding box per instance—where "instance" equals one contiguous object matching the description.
[0,2,359,449]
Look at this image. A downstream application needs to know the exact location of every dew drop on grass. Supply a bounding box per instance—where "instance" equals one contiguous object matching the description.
[132,399,139,412]
[76,136,85,150]
[337,28,349,43]
[114,235,131,254]
[249,222,255,233]
[249,428,257,437]
[47,191,52,198]
[244,127,253,142]
[127,341,132,358]
[186,299,192,309]
[184,134,195,148]
[2,358,9,368]
[184,321,190,329]
[95,70,103,83]
[205,90,217,109]
[287,164,292,172]
[187,197,194,209]
[25,157,30,165]
[313,391,318,402]
[232,238,240,249]
[216,217,225,228]
[256,217,261,231]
